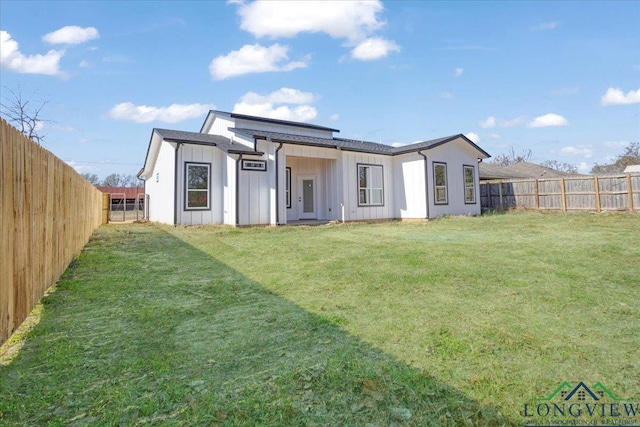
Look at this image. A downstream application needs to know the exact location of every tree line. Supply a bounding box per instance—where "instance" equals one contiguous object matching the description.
[81,173,142,188]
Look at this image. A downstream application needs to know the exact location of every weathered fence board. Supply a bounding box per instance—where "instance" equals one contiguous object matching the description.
[1,119,105,346]
[480,174,639,213]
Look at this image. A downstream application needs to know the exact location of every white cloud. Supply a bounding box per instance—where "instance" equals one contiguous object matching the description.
[234,0,398,61]
[0,30,64,75]
[239,88,316,105]
[530,22,559,31]
[42,26,99,45]
[454,67,464,76]
[528,113,569,128]
[600,87,640,106]
[329,113,340,121]
[465,132,480,143]
[351,37,400,60]
[479,115,527,128]
[489,133,502,139]
[236,0,385,42]
[79,60,90,68]
[233,87,318,122]
[439,92,455,99]
[209,43,307,80]
[479,116,496,128]
[107,102,215,123]
[559,145,593,158]
[390,142,408,148]
[603,140,630,149]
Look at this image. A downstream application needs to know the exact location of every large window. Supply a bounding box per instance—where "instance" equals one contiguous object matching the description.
[358,164,384,206]
[463,165,476,204]
[433,162,448,204]
[185,162,210,210]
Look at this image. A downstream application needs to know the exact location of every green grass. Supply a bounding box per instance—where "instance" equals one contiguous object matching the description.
[1,212,639,426]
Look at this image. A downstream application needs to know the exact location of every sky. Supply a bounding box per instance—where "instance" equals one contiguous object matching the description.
[1,0,639,179]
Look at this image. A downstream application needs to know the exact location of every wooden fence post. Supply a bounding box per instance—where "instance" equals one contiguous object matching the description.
[499,181,504,211]
[535,179,539,210]
[560,177,567,212]
[627,174,634,213]
[594,175,601,212]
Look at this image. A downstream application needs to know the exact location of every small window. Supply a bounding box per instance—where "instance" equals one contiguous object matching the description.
[242,159,266,171]
[285,167,292,209]
[358,164,384,206]
[433,162,448,205]
[185,162,210,210]
[464,165,476,204]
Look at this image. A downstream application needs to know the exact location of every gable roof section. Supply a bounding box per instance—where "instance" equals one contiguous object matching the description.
[154,128,260,154]
[138,128,262,179]
[200,110,340,133]
[479,162,579,180]
[231,128,490,157]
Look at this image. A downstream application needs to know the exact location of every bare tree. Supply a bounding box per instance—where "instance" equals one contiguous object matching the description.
[540,160,579,174]
[591,142,640,174]
[0,86,51,144]
[81,173,101,186]
[101,173,141,188]
[491,147,533,166]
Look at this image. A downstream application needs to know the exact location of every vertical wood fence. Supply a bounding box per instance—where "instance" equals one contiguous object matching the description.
[1,118,105,346]
[480,175,640,212]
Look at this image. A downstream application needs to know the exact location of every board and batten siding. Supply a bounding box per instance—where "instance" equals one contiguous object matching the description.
[237,141,275,225]
[340,152,394,221]
[425,139,482,217]
[176,144,226,225]
[145,140,176,224]
[283,145,340,222]
[392,153,427,219]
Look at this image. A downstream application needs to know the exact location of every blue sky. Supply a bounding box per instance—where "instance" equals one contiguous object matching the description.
[1,0,639,178]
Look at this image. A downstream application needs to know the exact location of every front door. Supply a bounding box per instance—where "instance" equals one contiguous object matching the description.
[298,176,316,219]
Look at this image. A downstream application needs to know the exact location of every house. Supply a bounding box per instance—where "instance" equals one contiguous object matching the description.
[97,187,145,211]
[479,162,578,181]
[137,110,491,226]
[623,165,640,174]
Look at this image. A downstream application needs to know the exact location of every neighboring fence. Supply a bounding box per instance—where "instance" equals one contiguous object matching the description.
[480,174,640,212]
[1,118,105,346]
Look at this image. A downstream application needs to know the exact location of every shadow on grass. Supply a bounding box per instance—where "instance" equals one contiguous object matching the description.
[0,224,515,426]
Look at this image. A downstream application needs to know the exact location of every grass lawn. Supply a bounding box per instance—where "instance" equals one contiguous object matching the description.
[1,212,639,426]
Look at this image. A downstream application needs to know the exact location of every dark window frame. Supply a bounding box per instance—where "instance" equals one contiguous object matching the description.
[184,162,211,211]
[357,163,384,207]
[285,167,292,209]
[241,159,267,171]
[463,164,476,204]
[433,162,448,205]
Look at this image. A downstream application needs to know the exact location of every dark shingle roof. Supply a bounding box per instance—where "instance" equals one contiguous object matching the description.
[479,162,579,180]
[154,128,261,154]
[210,110,340,133]
[231,128,489,157]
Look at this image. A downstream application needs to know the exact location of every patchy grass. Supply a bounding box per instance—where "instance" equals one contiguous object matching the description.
[1,212,638,425]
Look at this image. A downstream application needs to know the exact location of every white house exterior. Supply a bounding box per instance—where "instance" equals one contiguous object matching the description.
[138,111,491,226]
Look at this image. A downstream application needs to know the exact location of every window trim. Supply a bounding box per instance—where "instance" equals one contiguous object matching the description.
[433,162,448,205]
[285,167,292,209]
[357,163,384,207]
[184,162,211,211]
[463,164,476,204]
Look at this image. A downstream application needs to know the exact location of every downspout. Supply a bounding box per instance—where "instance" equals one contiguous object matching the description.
[418,150,430,219]
[235,154,243,226]
[173,142,182,226]
[275,142,284,225]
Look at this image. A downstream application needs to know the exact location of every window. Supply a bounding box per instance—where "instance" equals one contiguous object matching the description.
[241,159,266,171]
[185,162,210,210]
[433,162,448,204]
[285,167,292,209]
[358,164,384,206]
[464,165,476,204]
